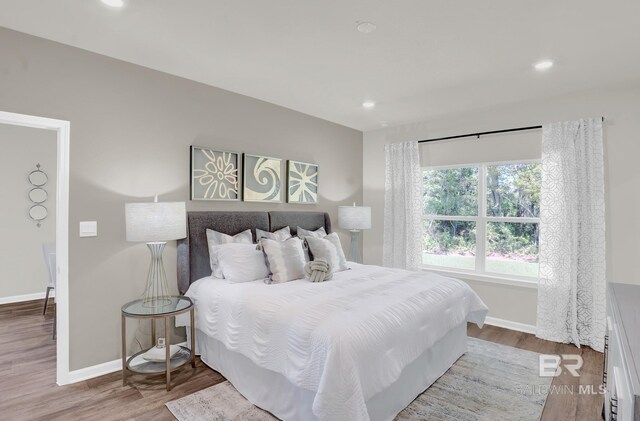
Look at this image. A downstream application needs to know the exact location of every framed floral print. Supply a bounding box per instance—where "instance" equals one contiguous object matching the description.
[190,146,240,201]
[243,154,282,202]
[287,160,318,204]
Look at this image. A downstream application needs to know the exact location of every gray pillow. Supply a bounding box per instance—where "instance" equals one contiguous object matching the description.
[297,226,327,261]
[305,232,348,273]
[296,226,327,240]
[206,228,253,278]
[260,237,306,284]
[256,226,292,241]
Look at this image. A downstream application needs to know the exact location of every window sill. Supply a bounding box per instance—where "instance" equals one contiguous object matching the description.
[421,266,539,289]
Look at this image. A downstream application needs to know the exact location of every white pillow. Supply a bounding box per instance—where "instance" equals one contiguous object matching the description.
[256,226,292,241]
[260,237,306,284]
[305,232,349,273]
[206,228,253,278]
[217,243,269,283]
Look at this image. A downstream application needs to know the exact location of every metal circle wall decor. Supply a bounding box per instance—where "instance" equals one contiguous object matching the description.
[29,204,48,225]
[27,164,49,227]
[28,165,48,186]
[29,187,48,203]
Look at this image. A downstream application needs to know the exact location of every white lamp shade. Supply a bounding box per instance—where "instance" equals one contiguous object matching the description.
[125,201,186,242]
[338,206,371,230]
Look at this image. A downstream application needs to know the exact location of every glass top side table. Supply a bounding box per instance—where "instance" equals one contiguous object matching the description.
[121,296,195,391]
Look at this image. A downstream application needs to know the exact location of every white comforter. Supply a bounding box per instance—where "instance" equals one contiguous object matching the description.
[179,263,488,421]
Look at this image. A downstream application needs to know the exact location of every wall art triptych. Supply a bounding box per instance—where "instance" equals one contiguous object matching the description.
[243,154,282,203]
[190,147,240,201]
[287,160,318,204]
[190,146,318,204]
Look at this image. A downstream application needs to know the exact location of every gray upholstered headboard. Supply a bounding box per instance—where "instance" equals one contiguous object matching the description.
[177,211,331,293]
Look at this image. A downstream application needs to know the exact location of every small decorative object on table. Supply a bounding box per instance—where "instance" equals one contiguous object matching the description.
[338,203,372,263]
[142,337,181,362]
[121,296,195,391]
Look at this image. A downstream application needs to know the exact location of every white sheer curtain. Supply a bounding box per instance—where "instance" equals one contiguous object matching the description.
[536,117,606,352]
[383,141,423,270]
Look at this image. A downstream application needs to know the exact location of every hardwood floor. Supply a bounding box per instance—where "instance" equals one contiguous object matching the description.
[1,300,604,420]
[468,323,604,421]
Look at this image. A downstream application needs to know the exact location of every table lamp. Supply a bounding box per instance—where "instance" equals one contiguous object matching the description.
[338,203,371,263]
[125,196,186,307]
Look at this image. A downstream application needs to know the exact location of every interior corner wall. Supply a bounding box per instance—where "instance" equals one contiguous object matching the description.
[0,27,363,371]
[0,124,57,300]
[363,83,640,326]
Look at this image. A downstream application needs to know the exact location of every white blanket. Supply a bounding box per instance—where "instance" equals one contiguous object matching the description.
[178,263,488,421]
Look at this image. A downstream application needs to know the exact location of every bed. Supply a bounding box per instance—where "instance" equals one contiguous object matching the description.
[176,211,488,421]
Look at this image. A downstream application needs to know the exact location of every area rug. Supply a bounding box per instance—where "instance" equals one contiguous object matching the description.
[166,338,551,421]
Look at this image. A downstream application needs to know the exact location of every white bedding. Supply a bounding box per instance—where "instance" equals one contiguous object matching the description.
[178,263,488,421]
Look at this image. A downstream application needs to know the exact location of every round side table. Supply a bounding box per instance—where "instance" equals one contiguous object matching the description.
[121,296,195,391]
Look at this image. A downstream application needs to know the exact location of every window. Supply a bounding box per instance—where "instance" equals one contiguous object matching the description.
[422,161,541,280]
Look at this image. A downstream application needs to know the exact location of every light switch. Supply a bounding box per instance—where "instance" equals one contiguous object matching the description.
[79,221,98,237]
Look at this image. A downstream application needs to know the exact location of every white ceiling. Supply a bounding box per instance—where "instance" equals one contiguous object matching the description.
[1,0,639,131]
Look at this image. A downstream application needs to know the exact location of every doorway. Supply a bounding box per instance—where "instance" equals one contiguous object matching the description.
[0,111,70,386]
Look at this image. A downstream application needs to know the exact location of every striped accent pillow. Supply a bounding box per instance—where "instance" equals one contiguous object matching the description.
[256,226,292,241]
[260,237,306,284]
[305,232,348,273]
[206,228,253,278]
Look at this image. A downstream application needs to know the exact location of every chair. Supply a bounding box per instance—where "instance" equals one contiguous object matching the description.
[42,242,56,339]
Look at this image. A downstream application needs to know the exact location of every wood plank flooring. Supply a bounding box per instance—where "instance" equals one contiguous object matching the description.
[467,323,605,421]
[1,300,604,420]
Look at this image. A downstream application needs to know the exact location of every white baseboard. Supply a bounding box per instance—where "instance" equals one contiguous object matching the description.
[484,316,536,334]
[0,291,54,305]
[63,358,122,385]
[61,341,189,385]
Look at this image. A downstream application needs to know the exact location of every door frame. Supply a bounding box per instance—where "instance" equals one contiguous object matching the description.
[0,111,71,385]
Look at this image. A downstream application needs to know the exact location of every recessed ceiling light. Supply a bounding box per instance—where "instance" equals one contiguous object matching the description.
[357,21,377,34]
[101,0,124,8]
[534,59,554,71]
[362,101,376,109]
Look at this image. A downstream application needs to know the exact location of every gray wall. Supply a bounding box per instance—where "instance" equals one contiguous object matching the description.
[364,83,640,326]
[0,124,56,300]
[0,27,363,370]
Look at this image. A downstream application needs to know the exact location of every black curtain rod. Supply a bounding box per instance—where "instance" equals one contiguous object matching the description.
[419,125,541,143]
[418,117,605,144]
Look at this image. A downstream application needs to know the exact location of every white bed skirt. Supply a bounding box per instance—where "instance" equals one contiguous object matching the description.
[193,322,468,421]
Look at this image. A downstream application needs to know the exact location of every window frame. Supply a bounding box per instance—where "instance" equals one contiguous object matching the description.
[422,159,541,286]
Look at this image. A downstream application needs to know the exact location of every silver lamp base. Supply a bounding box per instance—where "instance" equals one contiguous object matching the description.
[348,230,362,264]
[142,242,172,308]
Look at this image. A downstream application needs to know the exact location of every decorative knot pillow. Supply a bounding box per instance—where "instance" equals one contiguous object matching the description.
[206,228,253,278]
[260,237,306,284]
[304,258,332,282]
[305,232,349,273]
